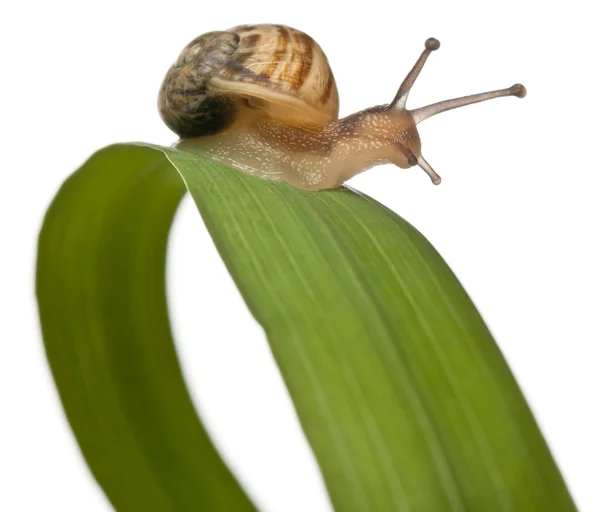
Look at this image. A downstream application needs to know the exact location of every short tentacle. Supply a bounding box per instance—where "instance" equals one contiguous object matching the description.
[416,155,441,185]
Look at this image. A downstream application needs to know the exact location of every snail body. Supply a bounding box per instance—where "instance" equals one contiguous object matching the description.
[160,24,526,190]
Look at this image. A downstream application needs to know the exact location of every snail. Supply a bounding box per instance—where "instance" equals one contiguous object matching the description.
[159,24,526,190]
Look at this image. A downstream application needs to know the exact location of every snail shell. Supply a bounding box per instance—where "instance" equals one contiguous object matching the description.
[159,24,339,138]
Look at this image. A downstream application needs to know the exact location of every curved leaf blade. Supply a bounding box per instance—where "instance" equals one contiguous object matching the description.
[169,144,575,511]
[37,143,575,511]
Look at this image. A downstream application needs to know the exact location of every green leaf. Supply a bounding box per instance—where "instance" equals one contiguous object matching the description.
[37,143,575,511]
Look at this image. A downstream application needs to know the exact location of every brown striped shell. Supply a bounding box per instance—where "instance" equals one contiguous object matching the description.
[159,24,340,138]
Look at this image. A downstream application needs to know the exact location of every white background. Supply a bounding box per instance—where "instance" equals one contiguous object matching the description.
[1,0,598,510]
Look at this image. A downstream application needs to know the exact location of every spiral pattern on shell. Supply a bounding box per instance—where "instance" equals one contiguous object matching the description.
[159,25,340,138]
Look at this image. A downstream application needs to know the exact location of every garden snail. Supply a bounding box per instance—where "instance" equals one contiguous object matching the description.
[159,24,526,190]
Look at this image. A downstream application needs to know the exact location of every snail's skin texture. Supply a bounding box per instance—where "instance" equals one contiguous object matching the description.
[161,25,526,190]
[178,105,420,190]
